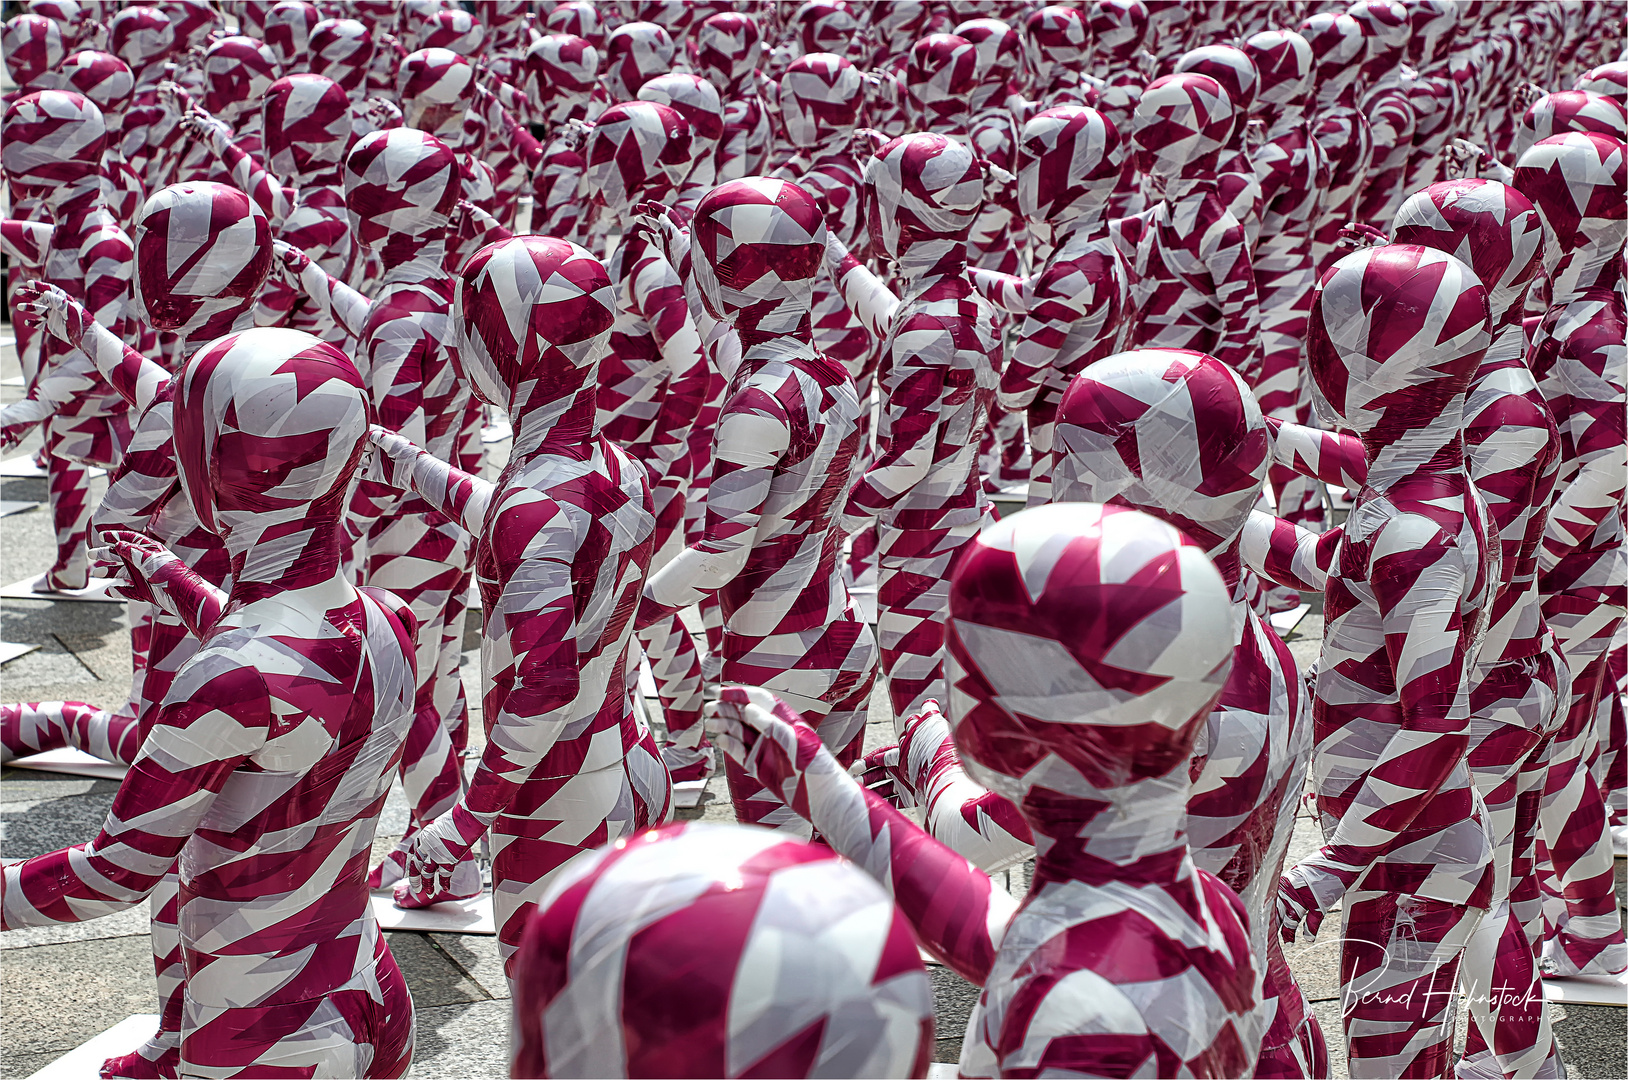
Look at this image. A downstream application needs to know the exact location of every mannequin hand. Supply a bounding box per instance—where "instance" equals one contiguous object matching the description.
[851,127,887,158]
[366,424,421,494]
[155,81,194,114]
[10,281,91,351]
[1515,81,1547,108]
[179,108,230,144]
[396,808,484,908]
[704,686,842,820]
[1275,855,1348,943]
[360,97,403,131]
[1243,117,1267,149]
[89,530,183,608]
[1443,138,1490,178]
[859,744,911,808]
[1338,221,1389,249]
[271,239,313,283]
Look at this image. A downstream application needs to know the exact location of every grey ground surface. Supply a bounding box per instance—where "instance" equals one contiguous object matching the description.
[1,332,1623,1078]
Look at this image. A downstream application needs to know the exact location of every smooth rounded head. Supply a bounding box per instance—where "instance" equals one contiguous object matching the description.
[525,34,600,126]
[61,50,135,119]
[511,821,934,1079]
[1307,244,1490,438]
[418,6,483,54]
[25,0,85,49]
[343,128,461,248]
[1132,72,1236,185]
[454,235,617,414]
[1024,5,1089,83]
[638,74,725,149]
[1298,12,1365,104]
[262,74,351,182]
[580,101,694,214]
[308,18,374,94]
[1514,91,1628,158]
[778,53,865,149]
[904,33,978,132]
[2,14,65,89]
[1512,132,1627,267]
[1174,44,1257,118]
[955,17,1022,111]
[946,503,1235,804]
[1390,179,1544,328]
[1054,349,1269,558]
[543,0,605,48]
[395,47,475,142]
[1016,105,1122,239]
[107,6,174,75]
[794,2,860,58]
[694,11,763,97]
[174,328,369,537]
[1243,30,1313,116]
[602,21,675,101]
[132,181,272,337]
[1088,0,1150,63]
[200,35,280,120]
[1,90,105,202]
[263,0,321,71]
[863,132,984,260]
[690,177,829,330]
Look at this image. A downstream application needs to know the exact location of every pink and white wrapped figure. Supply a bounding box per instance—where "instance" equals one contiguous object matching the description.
[601,21,675,103]
[1079,0,1148,220]
[1120,72,1262,388]
[822,132,999,723]
[1,326,419,1079]
[1,13,65,96]
[637,73,726,218]
[694,11,772,182]
[262,0,322,74]
[965,105,1129,507]
[1052,349,1325,1078]
[1261,177,1569,1079]
[0,90,134,592]
[1347,0,1416,228]
[544,0,605,49]
[705,502,1266,1077]
[1299,11,1374,274]
[518,33,602,245]
[107,5,176,190]
[60,49,145,233]
[1272,245,1497,1079]
[1244,29,1329,554]
[634,177,878,831]
[167,36,279,189]
[956,17,1025,276]
[1020,4,1091,113]
[511,822,934,1078]
[277,128,480,898]
[367,235,660,977]
[1398,0,1457,197]
[1172,45,1263,251]
[902,32,978,138]
[1516,131,1628,980]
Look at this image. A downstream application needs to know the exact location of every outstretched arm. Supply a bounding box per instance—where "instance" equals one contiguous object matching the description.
[1,661,266,928]
[1238,509,1340,594]
[0,219,53,266]
[367,425,494,537]
[842,334,947,530]
[628,232,707,481]
[967,266,1030,313]
[1267,417,1368,492]
[823,232,900,341]
[11,282,170,411]
[273,240,373,341]
[181,109,291,223]
[92,531,228,639]
[707,687,1020,985]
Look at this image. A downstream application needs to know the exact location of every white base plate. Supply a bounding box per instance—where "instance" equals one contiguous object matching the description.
[1,374,22,387]
[926,1064,959,1079]
[26,1014,158,1080]
[0,575,124,602]
[0,456,106,479]
[0,640,40,664]
[1542,969,1628,1006]
[370,890,495,935]
[1268,603,1312,637]
[7,747,129,780]
[0,499,37,516]
[673,778,707,808]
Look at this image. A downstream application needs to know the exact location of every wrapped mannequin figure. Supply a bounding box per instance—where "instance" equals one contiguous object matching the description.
[1259,177,1568,1080]
[1300,11,1374,274]
[278,128,482,898]
[1347,0,1416,228]
[965,105,1128,507]
[1516,132,1628,980]
[0,91,133,593]
[1273,245,1496,1079]
[706,503,1265,1077]
[1020,4,1091,113]
[956,18,1025,275]
[107,5,176,190]
[694,11,771,182]
[1172,44,1263,251]
[165,36,279,190]
[1121,72,1261,387]
[517,33,601,245]
[367,235,659,977]
[822,132,999,723]
[60,49,145,233]
[601,21,675,103]
[634,178,878,832]
[511,821,934,1078]
[1081,0,1151,220]
[0,325,418,1080]
[637,73,726,219]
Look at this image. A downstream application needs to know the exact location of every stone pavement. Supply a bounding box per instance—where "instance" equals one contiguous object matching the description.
[1,330,1623,1078]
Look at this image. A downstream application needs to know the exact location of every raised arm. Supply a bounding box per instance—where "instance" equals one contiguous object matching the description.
[92,531,228,639]
[841,330,948,529]
[1277,514,1475,938]
[706,686,1020,985]
[823,232,900,340]
[367,424,494,537]
[1,657,266,928]
[636,382,787,627]
[181,109,292,224]
[967,266,1030,313]
[1267,416,1369,492]
[999,252,1123,412]
[1238,509,1340,594]
[627,232,707,481]
[0,219,53,266]
[12,282,170,411]
[475,81,545,171]
[273,240,373,341]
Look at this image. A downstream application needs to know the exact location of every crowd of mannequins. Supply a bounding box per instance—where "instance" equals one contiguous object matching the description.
[0,0,1622,1077]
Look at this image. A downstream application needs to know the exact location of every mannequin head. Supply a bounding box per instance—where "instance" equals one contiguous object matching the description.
[543,0,605,50]
[945,503,1234,827]
[1298,12,1365,110]
[862,132,984,271]
[2,14,65,92]
[580,101,694,215]
[694,11,763,100]
[309,18,375,95]
[638,73,724,193]
[26,0,86,51]
[1345,0,1408,91]
[263,0,321,72]
[1512,132,1627,281]
[418,7,483,55]
[1391,180,1545,333]
[1173,45,1256,142]
[132,181,273,345]
[201,36,281,124]
[1087,0,1149,66]
[107,6,174,89]
[511,821,934,1080]
[1024,5,1090,87]
[777,52,865,152]
[1132,72,1236,192]
[793,1,860,59]
[61,50,135,133]
[690,177,828,338]
[396,47,475,147]
[524,34,599,127]
[1053,349,1267,587]
[343,127,459,256]
[2,90,105,211]
[1243,30,1313,122]
[956,18,1023,113]
[1513,91,1628,159]
[454,235,616,435]
[263,74,352,185]
[602,21,674,102]
[904,33,979,134]
[1016,105,1122,246]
